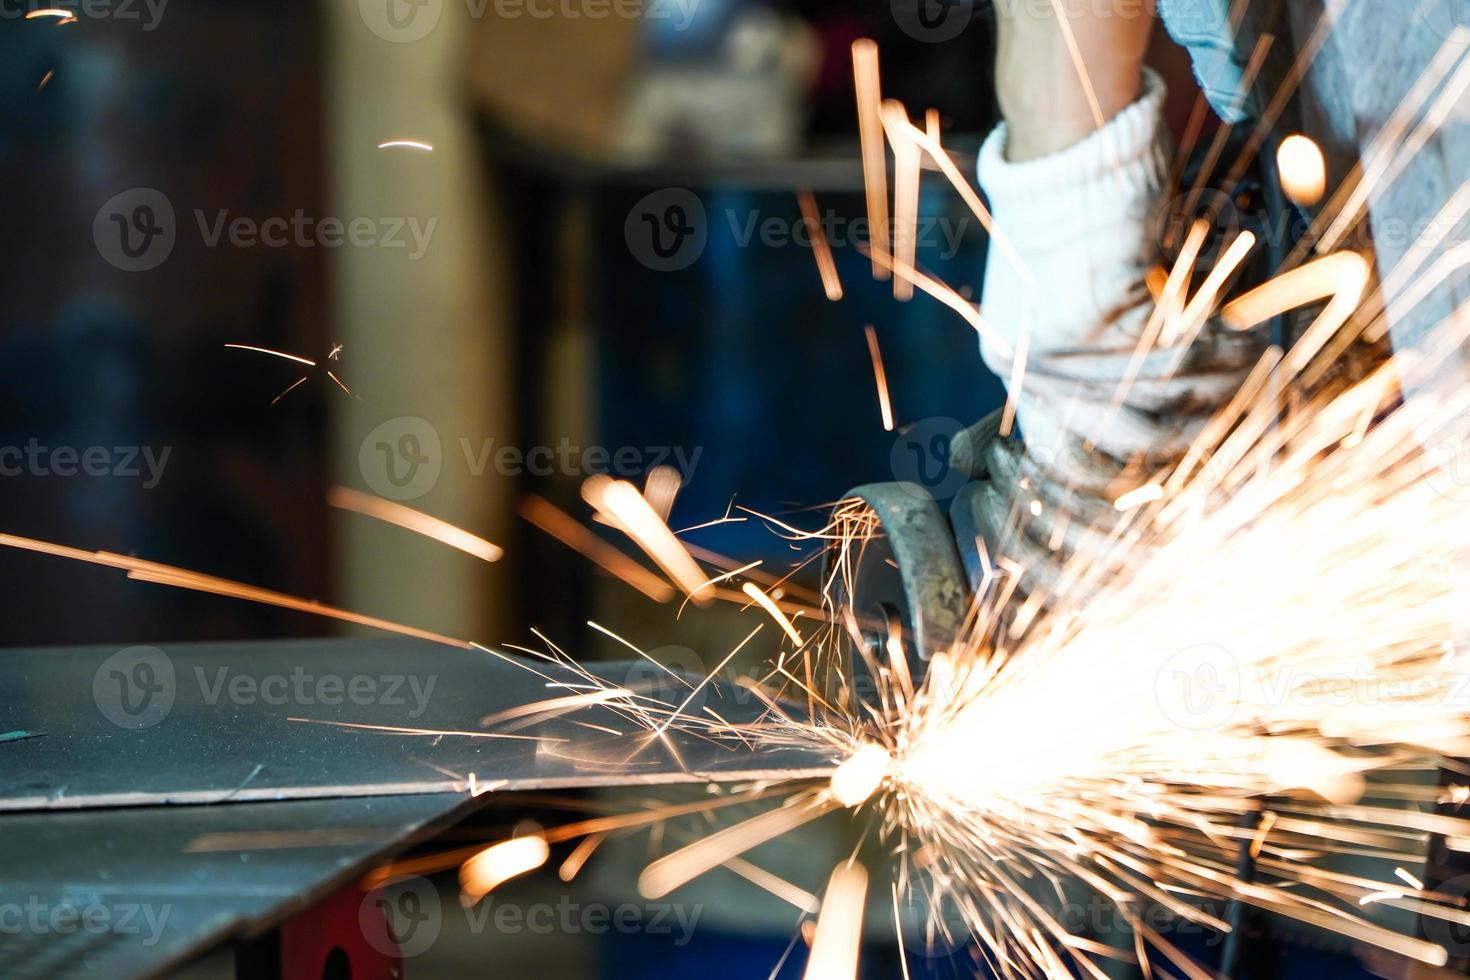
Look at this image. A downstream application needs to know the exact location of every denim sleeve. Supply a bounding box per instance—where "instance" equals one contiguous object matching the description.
[1157,0,1261,123]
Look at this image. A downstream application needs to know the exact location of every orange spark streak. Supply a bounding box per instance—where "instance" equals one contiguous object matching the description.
[329,486,503,562]
[519,495,675,603]
[477,688,634,730]
[287,718,549,741]
[882,101,920,301]
[742,581,805,647]
[864,247,1013,360]
[1277,134,1326,207]
[1112,483,1163,513]
[559,831,608,882]
[1044,0,1105,131]
[0,532,471,647]
[796,189,845,301]
[852,39,891,281]
[270,377,308,405]
[460,835,550,902]
[582,475,708,601]
[639,794,842,899]
[862,324,895,432]
[1164,231,1258,346]
[377,139,435,152]
[804,862,869,980]
[25,8,76,20]
[223,343,317,366]
[643,465,683,522]
[651,624,763,737]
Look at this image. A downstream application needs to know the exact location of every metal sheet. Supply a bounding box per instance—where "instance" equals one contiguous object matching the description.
[0,638,834,811]
[0,793,473,980]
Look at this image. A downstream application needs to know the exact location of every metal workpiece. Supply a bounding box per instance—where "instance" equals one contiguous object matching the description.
[0,638,837,812]
[0,793,468,980]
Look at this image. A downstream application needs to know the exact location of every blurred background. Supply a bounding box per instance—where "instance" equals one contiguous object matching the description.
[1,0,1006,975]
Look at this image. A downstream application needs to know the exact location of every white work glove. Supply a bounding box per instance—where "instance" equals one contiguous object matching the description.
[972,68,1267,597]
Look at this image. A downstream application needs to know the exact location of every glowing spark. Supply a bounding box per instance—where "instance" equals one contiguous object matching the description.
[1277,134,1326,206]
[26,8,76,21]
[862,324,895,432]
[804,862,868,980]
[797,189,844,301]
[329,486,503,562]
[829,743,890,808]
[582,475,708,602]
[852,39,891,280]
[559,831,607,882]
[1164,230,1258,346]
[460,835,550,902]
[883,101,920,302]
[519,494,675,603]
[224,344,317,366]
[326,370,353,396]
[37,70,54,92]
[642,465,683,522]
[377,139,434,152]
[1044,0,1106,130]
[271,377,308,405]
[1359,891,1403,906]
[864,247,1013,359]
[640,794,841,899]
[1396,867,1425,891]
[1112,482,1164,512]
[742,581,804,648]
[0,532,471,648]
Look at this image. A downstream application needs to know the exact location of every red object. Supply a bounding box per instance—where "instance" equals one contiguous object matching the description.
[280,884,403,980]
